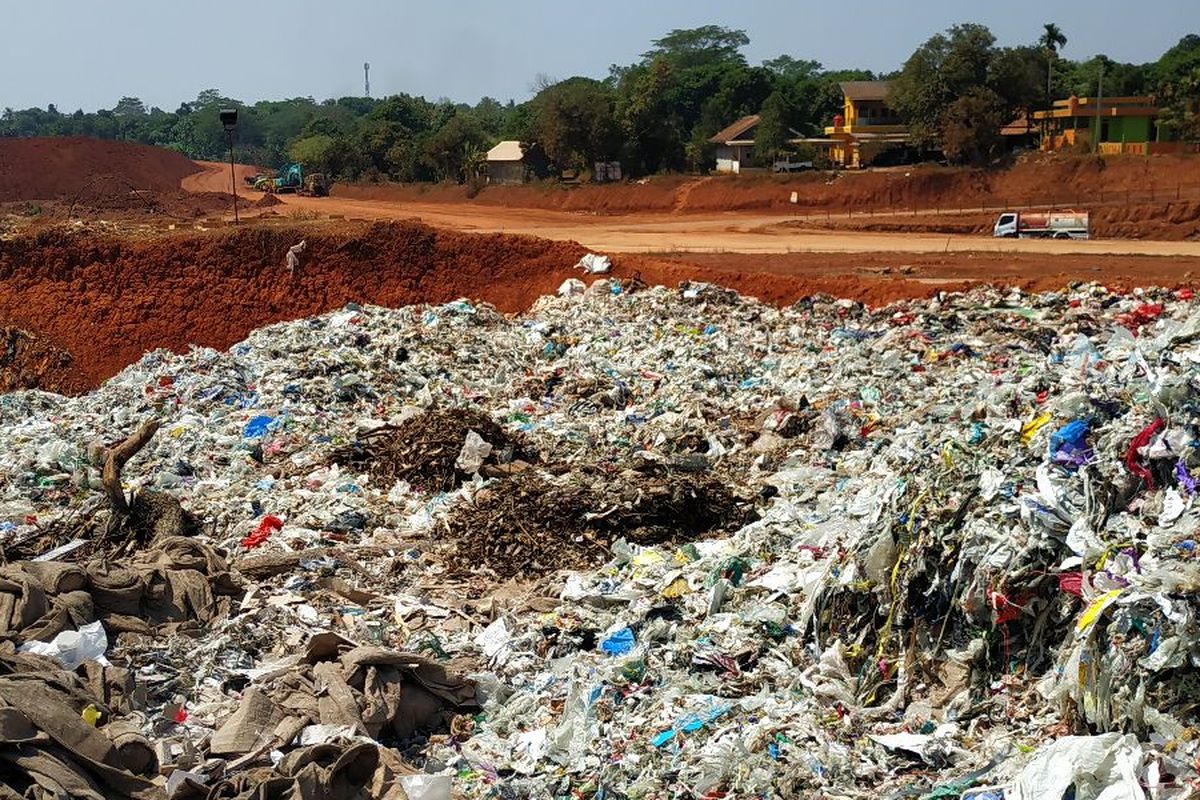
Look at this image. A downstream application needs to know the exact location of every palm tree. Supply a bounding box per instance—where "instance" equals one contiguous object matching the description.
[1039,24,1068,146]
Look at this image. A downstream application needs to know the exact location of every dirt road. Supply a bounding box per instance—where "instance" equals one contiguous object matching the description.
[182,160,261,193]
[182,160,1200,258]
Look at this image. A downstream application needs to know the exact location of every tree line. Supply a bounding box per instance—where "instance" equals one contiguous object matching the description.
[2,24,1198,180]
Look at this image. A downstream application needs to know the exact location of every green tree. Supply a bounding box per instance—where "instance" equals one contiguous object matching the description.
[1156,66,1200,142]
[1150,34,1200,89]
[112,96,148,140]
[618,57,685,174]
[530,77,621,172]
[763,56,822,81]
[287,134,338,171]
[642,26,749,70]
[1039,23,1068,109]
[891,23,1027,160]
[753,91,790,162]
[472,97,509,138]
[990,46,1044,122]
[422,112,488,181]
[112,96,147,117]
[1062,56,1146,98]
[941,87,1006,164]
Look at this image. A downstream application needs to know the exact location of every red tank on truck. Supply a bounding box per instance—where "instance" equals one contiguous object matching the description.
[993,211,1089,240]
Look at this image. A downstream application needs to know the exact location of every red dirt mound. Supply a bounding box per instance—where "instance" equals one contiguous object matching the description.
[335,153,1200,219]
[0,222,588,391]
[0,220,959,394]
[7,218,1198,395]
[0,137,201,202]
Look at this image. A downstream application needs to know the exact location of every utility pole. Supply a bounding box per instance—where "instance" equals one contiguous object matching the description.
[1094,60,1104,154]
[219,108,239,224]
[364,62,371,98]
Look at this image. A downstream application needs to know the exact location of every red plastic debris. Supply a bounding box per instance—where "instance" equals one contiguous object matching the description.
[173,707,189,724]
[1125,418,1166,489]
[241,515,283,549]
[1058,572,1084,597]
[1115,303,1164,332]
[1177,288,1194,301]
[988,590,1021,625]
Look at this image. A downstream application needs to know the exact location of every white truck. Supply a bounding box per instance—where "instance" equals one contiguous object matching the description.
[993,211,1089,240]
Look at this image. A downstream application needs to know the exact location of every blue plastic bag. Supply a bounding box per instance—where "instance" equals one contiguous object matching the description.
[1049,419,1089,454]
[243,415,275,439]
[600,627,635,656]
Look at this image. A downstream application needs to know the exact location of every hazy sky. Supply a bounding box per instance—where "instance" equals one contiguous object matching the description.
[4,0,1196,112]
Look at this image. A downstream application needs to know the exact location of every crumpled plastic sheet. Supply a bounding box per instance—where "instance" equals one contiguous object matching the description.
[3,282,1200,797]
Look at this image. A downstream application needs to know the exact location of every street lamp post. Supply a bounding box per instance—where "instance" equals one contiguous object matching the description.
[220,108,239,224]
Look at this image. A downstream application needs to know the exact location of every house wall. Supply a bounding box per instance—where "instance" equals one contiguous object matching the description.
[715,144,756,173]
[1042,114,1160,151]
[846,98,900,127]
[715,145,738,173]
[1104,116,1153,143]
[488,161,526,185]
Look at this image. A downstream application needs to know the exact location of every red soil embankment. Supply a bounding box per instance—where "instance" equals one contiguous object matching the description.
[335,154,1200,219]
[0,137,202,201]
[0,220,969,394]
[0,222,586,391]
[335,178,687,215]
[773,201,1200,240]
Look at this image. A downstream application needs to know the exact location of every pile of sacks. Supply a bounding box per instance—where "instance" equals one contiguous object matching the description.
[0,640,473,800]
[1,537,239,646]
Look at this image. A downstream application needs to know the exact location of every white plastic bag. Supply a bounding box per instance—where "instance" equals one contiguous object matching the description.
[575,253,611,274]
[397,775,452,800]
[455,430,493,474]
[19,621,109,669]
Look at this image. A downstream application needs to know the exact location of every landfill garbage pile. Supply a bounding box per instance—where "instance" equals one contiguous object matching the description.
[445,469,751,577]
[331,408,539,494]
[2,279,1200,798]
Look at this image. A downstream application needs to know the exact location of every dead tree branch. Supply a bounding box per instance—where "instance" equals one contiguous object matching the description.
[101,420,161,520]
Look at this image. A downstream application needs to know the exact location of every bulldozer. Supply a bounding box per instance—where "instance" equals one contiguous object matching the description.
[302,173,329,197]
[253,164,328,196]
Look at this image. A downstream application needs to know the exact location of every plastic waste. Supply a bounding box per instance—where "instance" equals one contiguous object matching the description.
[1008,734,1144,800]
[455,430,493,474]
[243,415,275,439]
[19,620,109,669]
[600,627,635,656]
[286,240,307,273]
[241,514,283,548]
[575,253,611,274]
[4,282,1200,798]
[398,775,453,800]
[558,278,587,296]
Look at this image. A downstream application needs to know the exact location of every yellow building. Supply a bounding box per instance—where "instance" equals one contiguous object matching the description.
[823,81,910,168]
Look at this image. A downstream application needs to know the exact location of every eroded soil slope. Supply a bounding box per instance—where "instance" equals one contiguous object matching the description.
[0,222,585,391]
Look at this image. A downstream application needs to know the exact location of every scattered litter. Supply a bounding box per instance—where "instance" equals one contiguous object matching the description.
[2,282,1200,797]
[575,252,611,274]
[286,239,307,273]
[18,619,108,669]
